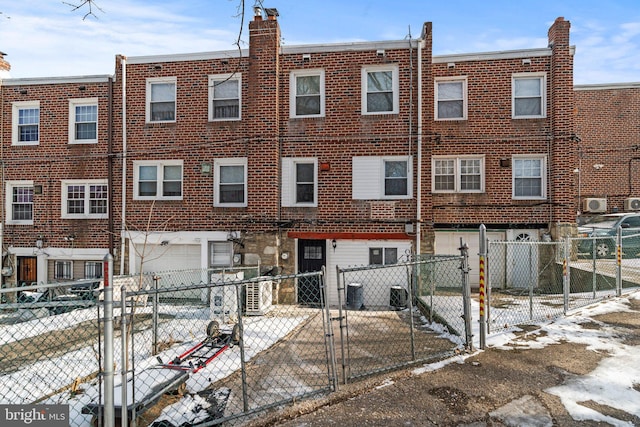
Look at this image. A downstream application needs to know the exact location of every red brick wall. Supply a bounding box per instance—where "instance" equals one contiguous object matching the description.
[0,81,112,249]
[575,85,640,213]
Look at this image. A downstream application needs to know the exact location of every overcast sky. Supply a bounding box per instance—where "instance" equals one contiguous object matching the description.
[1,0,639,84]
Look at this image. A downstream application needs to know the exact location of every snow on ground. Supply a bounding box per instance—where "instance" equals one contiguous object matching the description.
[413,290,640,426]
[4,291,640,426]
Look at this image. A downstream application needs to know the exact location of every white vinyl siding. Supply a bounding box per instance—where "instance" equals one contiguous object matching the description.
[324,239,412,306]
[352,156,412,200]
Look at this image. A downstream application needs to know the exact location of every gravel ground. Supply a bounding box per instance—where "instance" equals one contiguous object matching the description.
[245,296,640,427]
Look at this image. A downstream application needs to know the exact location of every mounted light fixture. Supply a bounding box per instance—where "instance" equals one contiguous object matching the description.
[35,239,43,249]
[233,253,242,264]
[332,239,337,250]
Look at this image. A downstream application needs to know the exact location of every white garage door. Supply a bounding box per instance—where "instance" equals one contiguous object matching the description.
[134,244,201,273]
[134,244,203,300]
[434,231,504,288]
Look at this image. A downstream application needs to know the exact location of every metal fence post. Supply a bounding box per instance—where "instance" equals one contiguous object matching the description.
[152,275,159,355]
[459,239,473,350]
[617,226,622,297]
[121,285,129,427]
[478,225,487,349]
[102,253,115,427]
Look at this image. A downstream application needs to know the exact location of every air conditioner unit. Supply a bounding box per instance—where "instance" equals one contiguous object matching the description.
[583,198,607,213]
[625,197,640,211]
[245,279,273,315]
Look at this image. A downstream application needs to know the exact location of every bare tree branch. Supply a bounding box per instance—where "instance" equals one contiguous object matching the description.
[63,0,104,20]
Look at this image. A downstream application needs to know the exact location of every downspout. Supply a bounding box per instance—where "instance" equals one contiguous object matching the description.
[416,37,423,256]
[119,56,127,275]
[108,77,114,259]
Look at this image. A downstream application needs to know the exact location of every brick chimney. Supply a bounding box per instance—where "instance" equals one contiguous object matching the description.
[247,7,281,215]
[0,51,10,78]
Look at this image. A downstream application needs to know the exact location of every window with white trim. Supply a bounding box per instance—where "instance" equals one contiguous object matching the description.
[512,155,547,199]
[290,69,324,118]
[214,158,247,207]
[54,261,73,280]
[281,158,317,207]
[432,156,484,193]
[209,241,232,267]
[209,74,241,120]
[352,156,412,200]
[133,161,183,200]
[435,77,467,120]
[362,65,399,114]
[369,247,398,265]
[512,73,546,118]
[85,261,103,279]
[5,181,34,225]
[69,98,98,143]
[146,77,176,122]
[12,101,40,145]
[62,180,108,219]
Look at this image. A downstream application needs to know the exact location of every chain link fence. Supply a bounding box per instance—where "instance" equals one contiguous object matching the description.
[335,255,470,383]
[9,232,637,426]
[77,268,335,427]
[486,231,640,335]
[0,280,103,426]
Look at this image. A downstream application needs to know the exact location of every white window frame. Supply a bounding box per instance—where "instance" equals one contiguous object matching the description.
[290,69,325,118]
[12,101,40,145]
[5,181,34,225]
[214,157,248,207]
[361,65,399,115]
[432,155,485,193]
[435,76,467,120]
[146,77,177,123]
[54,261,73,280]
[133,160,183,200]
[352,156,413,200]
[512,72,547,119]
[209,241,233,267]
[61,179,108,219]
[512,155,547,200]
[208,73,241,121]
[69,98,98,144]
[281,157,318,207]
[369,247,399,265]
[84,261,103,279]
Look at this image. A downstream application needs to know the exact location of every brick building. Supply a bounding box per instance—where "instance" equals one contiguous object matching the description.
[575,82,640,216]
[0,9,580,301]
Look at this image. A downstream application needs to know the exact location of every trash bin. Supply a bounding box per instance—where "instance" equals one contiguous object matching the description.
[346,283,363,310]
[390,285,407,309]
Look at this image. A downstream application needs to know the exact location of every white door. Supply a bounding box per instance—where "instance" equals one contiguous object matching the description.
[434,231,504,288]
[506,230,539,289]
[325,240,412,307]
[134,243,203,299]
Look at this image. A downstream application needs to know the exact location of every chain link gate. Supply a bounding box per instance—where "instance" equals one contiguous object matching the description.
[81,268,335,427]
[334,254,472,383]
